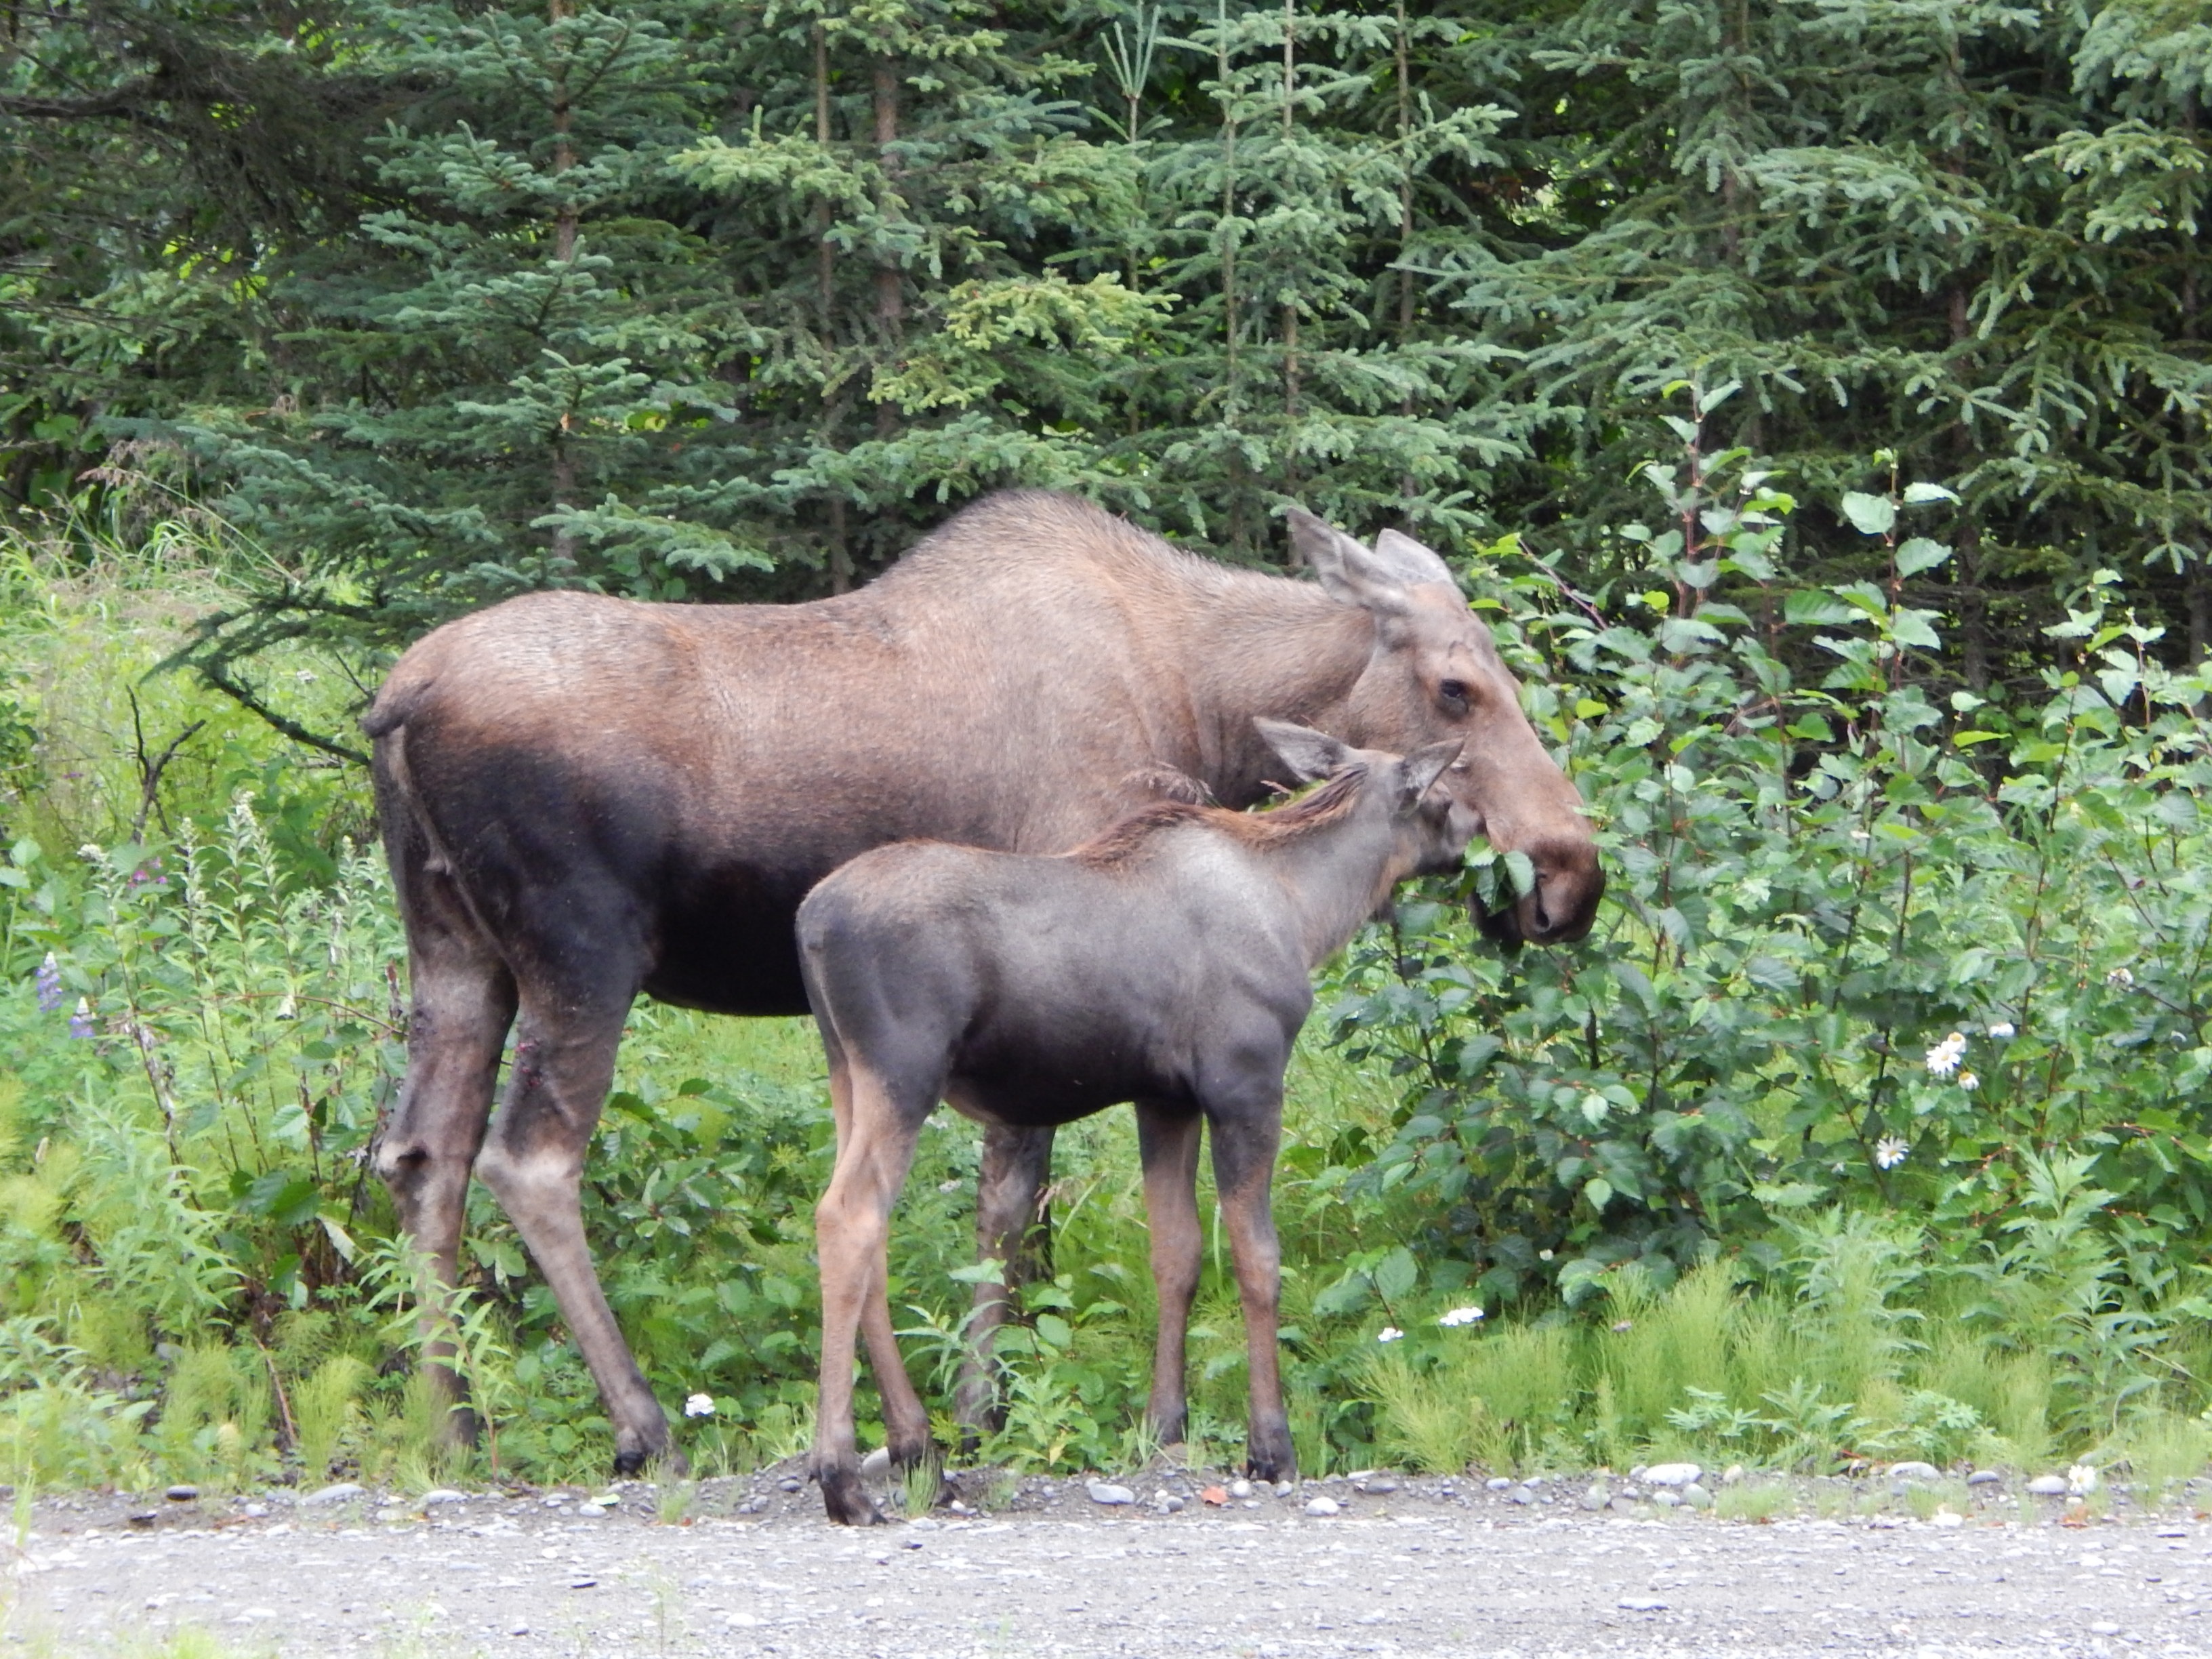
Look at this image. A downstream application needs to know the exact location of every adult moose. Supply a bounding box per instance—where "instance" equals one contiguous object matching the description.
[365,489,1601,1476]
[800,722,1474,1522]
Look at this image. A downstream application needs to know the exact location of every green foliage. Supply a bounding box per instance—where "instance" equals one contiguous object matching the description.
[10,0,2211,747]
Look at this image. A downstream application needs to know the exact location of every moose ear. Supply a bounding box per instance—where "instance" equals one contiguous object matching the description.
[1286,510,1411,615]
[1372,527,1459,590]
[1255,718,1353,784]
[1401,739,1464,806]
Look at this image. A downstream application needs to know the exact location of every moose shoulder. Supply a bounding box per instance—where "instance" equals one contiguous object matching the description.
[365,489,1601,1473]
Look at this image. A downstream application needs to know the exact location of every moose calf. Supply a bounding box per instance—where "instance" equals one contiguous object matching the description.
[796,719,1475,1523]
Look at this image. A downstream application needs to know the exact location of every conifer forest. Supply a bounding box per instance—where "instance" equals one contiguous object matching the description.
[3,0,2212,1495]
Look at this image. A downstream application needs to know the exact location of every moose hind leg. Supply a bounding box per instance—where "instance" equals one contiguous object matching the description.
[371,871,515,1456]
[475,989,676,1476]
[1135,1101,1203,1448]
[953,1122,1057,1443]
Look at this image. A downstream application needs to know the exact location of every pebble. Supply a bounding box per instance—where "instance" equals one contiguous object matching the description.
[1887,1461,1941,1481]
[1228,1479,1253,1500]
[1967,1470,2002,1487]
[905,1517,939,1532]
[2091,1623,2122,1637]
[1580,1484,1610,1511]
[1652,1490,1680,1509]
[1086,1482,1135,1507]
[420,1489,468,1506]
[1643,1462,1700,1488]
[574,1502,609,1517]
[1486,1477,1515,1491]
[1274,1481,1295,1498]
[1153,1492,1185,1514]
[241,1503,268,1519]
[1304,1496,1341,1517]
[1504,1486,1534,1505]
[2026,1474,2069,1496]
[777,1476,803,1493]
[1360,1475,1399,1494]
[1610,1496,1641,1517]
[163,1485,199,1502]
[301,1482,365,1508]
[1680,1483,1713,1510]
[1617,1596,1667,1612]
[860,1447,891,1481]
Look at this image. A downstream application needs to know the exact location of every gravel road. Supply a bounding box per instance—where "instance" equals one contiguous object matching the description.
[5,1469,2199,1658]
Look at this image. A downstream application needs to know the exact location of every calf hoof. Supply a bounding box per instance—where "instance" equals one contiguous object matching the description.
[612,1439,688,1479]
[820,1467,885,1527]
[1246,1431,1296,1485]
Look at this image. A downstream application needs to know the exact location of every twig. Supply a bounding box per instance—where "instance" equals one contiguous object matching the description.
[127,689,205,842]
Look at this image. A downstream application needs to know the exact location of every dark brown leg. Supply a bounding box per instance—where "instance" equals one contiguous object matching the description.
[826,1046,933,1470]
[811,1063,927,1525]
[952,1122,1055,1441]
[1210,1103,1292,1481]
[474,992,678,1475]
[371,862,515,1454]
[1135,1102,1204,1448]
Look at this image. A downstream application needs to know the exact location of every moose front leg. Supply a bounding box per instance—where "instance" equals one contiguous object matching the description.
[827,1048,933,1473]
[953,1121,1056,1443]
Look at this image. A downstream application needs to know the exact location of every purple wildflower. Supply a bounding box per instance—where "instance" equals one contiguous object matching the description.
[35,952,62,1013]
[70,997,96,1040]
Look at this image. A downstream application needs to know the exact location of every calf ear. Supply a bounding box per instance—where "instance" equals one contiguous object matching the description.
[1400,739,1464,806]
[1256,718,1353,783]
[1372,528,1460,591]
[1286,510,1412,616]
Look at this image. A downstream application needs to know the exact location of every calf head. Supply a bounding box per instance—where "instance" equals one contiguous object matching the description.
[1256,720,1475,888]
[1286,511,1604,947]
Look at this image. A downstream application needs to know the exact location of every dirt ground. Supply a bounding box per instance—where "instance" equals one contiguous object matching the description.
[3,1468,2200,1658]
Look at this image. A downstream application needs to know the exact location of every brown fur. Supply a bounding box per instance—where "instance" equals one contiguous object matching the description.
[1070,766,1371,869]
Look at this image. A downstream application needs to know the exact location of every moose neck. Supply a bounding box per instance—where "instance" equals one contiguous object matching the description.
[1257,800,1406,966]
[1183,580,1377,808]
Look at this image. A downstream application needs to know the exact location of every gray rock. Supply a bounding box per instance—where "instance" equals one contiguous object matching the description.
[1610,1496,1641,1517]
[1504,1486,1534,1505]
[1644,1462,1701,1488]
[241,1503,268,1519]
[1274,1481,1296,1498]
[1154,1493,1185,1514]
[164,1486,199,1502]
[1486,1476,1514,1491]
[905,1517,939,1532]
[1967,1469,2002,1487]
[1303,1496,1341,1517]
[1721,1465,1746,1486]
[1086,1481,1136,1506]
[1228,1479,1254,1500]
[859,1447,892,1481]
[1680,1483,1713,1510]
[1580,1484,1610,1511]
[777,1476,803,1492]
[1652,1490,1680,1509]
[301,1482,364,1508]
[1887,1460,1941,1481]
[2026,1473,2069,1496]
[1361,1476,1400,1494]
[419,1489,468,1506]
[1617,1596,1667,1612]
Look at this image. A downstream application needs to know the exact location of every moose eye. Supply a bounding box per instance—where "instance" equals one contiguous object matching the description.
[1439,678,1470,710]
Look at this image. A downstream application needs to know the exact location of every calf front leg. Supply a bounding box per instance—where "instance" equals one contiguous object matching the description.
[952,1121,1056,1443]
[1210,1105,1293,1483]
[1134,1103,1204,1448]
[811,1066,927,1525]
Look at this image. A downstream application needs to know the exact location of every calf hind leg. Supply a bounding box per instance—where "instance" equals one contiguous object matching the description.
[812,1064,932,1525]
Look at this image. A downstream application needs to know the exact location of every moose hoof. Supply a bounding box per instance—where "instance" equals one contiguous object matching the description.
[820,1469,885,1526]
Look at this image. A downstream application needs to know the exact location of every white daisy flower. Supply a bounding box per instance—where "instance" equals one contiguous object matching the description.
[1438,1306,1485,1328]
[1376,1327,1404,1344]
[1875,1136,1909,1170]
[683,1393,716,1418]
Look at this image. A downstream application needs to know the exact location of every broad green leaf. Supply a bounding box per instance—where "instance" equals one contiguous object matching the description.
[1840,491,1897,536]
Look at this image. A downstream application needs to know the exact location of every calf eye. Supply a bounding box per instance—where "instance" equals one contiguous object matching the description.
[1439,678,1470,709]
